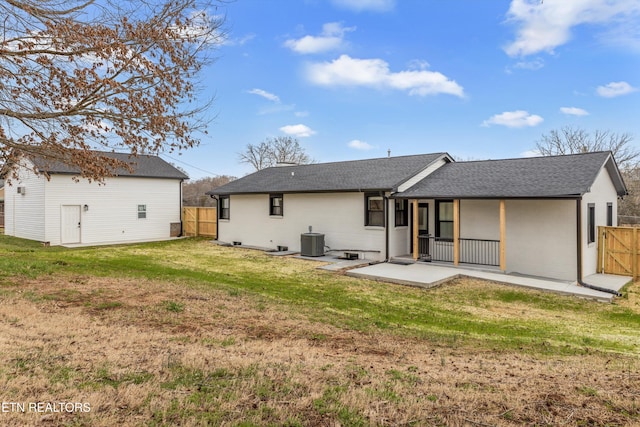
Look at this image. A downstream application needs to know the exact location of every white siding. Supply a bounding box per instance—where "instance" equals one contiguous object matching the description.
[218,192,387,261]
[3,160,47,241]
[581,167,619,277]
[43,175,182,246]
[505,199,577,281]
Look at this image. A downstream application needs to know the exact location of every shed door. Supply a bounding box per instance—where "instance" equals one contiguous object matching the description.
[61,205,81,244]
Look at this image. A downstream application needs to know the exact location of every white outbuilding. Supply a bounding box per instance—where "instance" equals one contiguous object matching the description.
[4,151,188,246]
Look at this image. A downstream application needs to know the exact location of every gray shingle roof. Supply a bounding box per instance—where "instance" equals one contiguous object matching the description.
[396,151,626,199]
[208,153,449,195]
[30,151,188,180]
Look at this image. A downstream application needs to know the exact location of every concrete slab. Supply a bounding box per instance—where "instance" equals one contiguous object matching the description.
[583,273,631,292]
[347,262,619,302]
[294,254,372,271]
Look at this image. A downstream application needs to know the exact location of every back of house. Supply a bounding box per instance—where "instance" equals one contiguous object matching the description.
[207,151,626,283]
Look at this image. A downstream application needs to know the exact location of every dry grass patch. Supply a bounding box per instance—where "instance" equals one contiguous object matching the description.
[0,274,639,426]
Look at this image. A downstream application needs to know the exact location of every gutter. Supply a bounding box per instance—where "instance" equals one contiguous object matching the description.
[575,198,621,297]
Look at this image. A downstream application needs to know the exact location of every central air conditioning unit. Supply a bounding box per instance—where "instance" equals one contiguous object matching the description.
[17,186,26,195]
[300,233,325,257]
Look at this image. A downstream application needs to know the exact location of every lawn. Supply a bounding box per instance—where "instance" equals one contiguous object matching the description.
[0,236,639,426]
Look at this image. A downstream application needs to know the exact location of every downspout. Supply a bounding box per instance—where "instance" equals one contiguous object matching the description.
[576,198,621,296]
[179,179,184,237]
[210,194,219,241]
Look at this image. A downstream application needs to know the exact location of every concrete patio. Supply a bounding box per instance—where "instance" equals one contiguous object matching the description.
[238,245,631,303]
[344,261,630,303]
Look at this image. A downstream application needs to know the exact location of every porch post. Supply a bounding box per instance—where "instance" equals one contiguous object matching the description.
[499,199,506,271]
[412,199,419,260]
[453,199,460,265]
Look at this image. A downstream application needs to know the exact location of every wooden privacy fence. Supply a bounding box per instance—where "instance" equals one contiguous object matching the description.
[182,207,217,238]
[598,226,640,279]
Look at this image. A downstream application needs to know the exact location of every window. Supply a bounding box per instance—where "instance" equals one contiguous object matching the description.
[219,196,230,220]
[137,204,147,219]
[365,192,385,227]
[395,199,408,226]
[588,203,595,244]
[607,202,613,227]
[270,194,283,216]
[436,200,453,240]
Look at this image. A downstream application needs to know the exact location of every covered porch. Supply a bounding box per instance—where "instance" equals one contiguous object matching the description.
[406,198,507,270]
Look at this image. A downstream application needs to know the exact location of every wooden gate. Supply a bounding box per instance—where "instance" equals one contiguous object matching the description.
[598,226,639,279]
[182,207,217,238]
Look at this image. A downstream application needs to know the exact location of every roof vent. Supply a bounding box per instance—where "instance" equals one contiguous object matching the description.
[275,162,297,167]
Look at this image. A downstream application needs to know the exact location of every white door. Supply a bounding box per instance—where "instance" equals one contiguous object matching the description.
[61,205,81,244]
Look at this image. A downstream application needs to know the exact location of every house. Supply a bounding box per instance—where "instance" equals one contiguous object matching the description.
[207,151,626,283]
[4,151,188,246]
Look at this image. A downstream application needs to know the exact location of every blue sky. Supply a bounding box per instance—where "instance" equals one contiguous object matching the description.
[167,0,640,179]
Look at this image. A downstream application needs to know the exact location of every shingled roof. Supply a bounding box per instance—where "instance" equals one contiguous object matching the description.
[208,153,449,195]
[29,151,188,180]
[396,151,627,199]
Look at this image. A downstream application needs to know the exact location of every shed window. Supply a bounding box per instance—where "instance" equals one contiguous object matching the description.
[436,200,453,241]
[138,204,147,219]
[395,199,408,227]
[219,196,230,220]
[270,194,283,216]
[607,202,613,227]
[365,193,385,227]
[588,203,595,244]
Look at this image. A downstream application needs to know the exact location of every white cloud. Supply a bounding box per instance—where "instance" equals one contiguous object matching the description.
[247,88,280,103]
[504,0,640,57]
[294,111,309,117]
[560,106,589,116]
[284,22,356,54]
[331,0,395,12]
[306,54,464,97]
[596,81,638,97]
[280,124,316,137]
[348,139,374,150]
[482,110,544,128]
[512,57,545,71]
[521,149,541,157]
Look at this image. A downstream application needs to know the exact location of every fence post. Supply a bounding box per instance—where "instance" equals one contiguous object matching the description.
[195,208,200,237]
[634,227,638,280]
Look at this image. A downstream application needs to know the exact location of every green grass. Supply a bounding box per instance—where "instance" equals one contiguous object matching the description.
[1,235,640,356]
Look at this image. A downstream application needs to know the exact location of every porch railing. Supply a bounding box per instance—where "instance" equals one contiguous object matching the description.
[417,235,500,266]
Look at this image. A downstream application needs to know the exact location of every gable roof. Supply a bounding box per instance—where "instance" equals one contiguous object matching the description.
[208,153,450,195]
[396,151,627,199]
[29,151,188,180]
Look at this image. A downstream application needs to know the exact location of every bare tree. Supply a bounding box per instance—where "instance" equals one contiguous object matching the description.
[1,0,223,181]
[536,126,638,169]
[238,141,273,171]
[239,136,312,171]
[182,175,234,206]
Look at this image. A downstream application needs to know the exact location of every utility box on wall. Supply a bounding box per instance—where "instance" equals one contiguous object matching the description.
[301,233,324,257]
